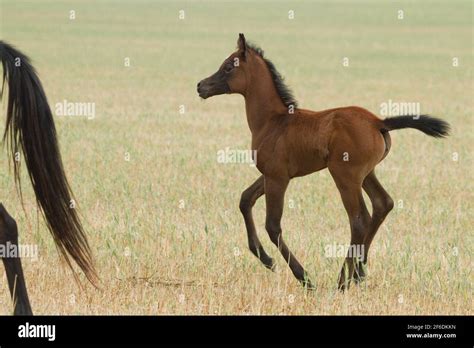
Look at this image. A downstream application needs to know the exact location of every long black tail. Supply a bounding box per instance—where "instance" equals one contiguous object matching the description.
[0,41,97,284]
[382,115,450,138]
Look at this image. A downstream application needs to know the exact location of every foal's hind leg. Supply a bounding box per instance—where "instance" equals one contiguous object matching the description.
[329,169,371,291]
[0,204,32,315]
[239,175,275,270]
[264,176,314,289]
[355,171,394,280]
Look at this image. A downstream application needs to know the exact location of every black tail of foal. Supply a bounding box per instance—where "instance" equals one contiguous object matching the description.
[383,115,450,138]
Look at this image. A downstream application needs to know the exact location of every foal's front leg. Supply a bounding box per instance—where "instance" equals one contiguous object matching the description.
[0,204,32,315]
[264,176,315,289]
[239,175,275,270]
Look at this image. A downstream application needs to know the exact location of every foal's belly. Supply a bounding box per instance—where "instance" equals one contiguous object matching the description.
[288,151,328,178]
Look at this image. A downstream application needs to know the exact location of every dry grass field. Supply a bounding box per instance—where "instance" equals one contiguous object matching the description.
[0,0,472,315]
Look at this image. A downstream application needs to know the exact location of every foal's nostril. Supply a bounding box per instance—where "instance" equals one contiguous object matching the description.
[197,82,201,89]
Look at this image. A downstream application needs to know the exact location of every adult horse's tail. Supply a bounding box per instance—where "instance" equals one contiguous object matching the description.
[0,41,97,284]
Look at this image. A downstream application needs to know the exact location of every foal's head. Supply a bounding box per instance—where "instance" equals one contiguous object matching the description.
[197,33,249,99]
[197,34,298,109]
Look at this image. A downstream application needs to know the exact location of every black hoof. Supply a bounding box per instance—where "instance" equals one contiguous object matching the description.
[353,261,367,284]
[302,280,316,291]
[337,274,349,292]
[14,303,33,316]
[262,257,276,271]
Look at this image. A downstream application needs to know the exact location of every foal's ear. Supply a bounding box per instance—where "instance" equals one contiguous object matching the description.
[237,33,247,59]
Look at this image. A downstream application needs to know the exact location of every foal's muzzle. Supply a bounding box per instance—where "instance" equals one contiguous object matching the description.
[196,80,211,99]
[197,73,230,99]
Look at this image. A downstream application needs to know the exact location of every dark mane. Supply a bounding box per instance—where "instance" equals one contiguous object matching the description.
[246,42,298,108]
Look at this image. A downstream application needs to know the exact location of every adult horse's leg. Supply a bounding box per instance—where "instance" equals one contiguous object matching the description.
[239,175,275,270]
[355,170,394,280]
[330,169,371,291]
[264,176,314,289]
[0,204,32,315]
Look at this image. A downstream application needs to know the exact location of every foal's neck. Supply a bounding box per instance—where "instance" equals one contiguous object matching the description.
[243,57,288,138]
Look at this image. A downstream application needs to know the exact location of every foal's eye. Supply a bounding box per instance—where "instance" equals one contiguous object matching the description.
[224,64,234,73]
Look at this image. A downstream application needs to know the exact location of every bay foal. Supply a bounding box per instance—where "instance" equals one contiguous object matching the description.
[197,34,449,290]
